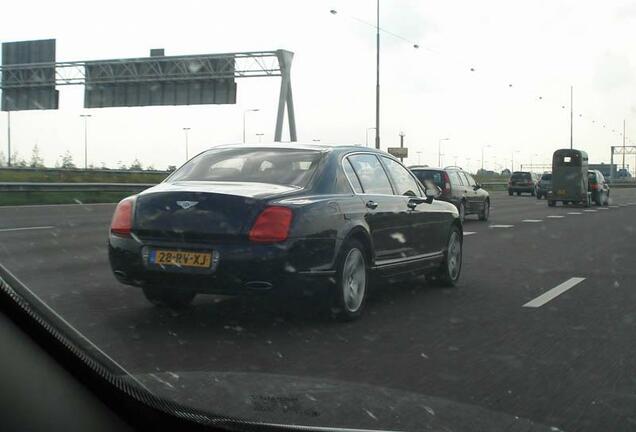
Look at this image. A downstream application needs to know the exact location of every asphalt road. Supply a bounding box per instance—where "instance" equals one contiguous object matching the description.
[2,191,636,431]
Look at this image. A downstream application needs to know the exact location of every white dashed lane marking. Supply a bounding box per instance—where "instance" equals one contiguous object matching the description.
[522,219,543,223]
[489,225,514,228]
[568,212,583,215]
[464,232,477,236]
[0,226,55,233]
[583,210,597,213]
[523,277,586,308]
[547,215,565,218]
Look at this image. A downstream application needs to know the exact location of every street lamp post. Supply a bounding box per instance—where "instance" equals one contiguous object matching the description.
[80,114,92,169]
[530,153,539,173]
[416,151,423,165]
[256,133,265,143]
[365,127,376,148]
[243,109,259,143]
[375,0,380,150]
[481,145,491,172]
[182,127,191,161]
[438,138,449,167]
[570,85,573,150]
[511,150,520,172]
[6,111,11,167]
[330,3,419,151]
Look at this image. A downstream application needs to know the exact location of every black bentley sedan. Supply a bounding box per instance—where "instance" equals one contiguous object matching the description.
[108,144,462,320]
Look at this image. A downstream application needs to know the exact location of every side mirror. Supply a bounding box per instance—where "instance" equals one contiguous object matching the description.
[473,184,481,191]
[424,186,441,203]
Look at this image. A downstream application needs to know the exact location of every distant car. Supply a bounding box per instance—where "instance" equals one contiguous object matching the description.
[409,166,490,222]
[508,171,539,196]
[109,144,463,321]
[617,168,632,178]
[588,170,610,205]
[535,173,552,199]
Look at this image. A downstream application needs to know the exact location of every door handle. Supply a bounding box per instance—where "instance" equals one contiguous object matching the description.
[366,200,379,209]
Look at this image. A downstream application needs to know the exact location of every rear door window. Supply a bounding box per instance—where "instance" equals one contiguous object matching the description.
[413,170,443,189]
[342,158,363,193]
[381,157,421,197]
[448,171,464,187]
[348,154,394,195]
[460,172,475,186]
[511,172,531,181]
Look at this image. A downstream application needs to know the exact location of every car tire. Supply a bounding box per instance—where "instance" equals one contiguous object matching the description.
[458,201,466,223]
[508,190,513,196]
[478,200,490,221]
[142,286,196,309]
[429,226,462,287]
[516,192,521,196]
[331,240,368,321]
[536,193,542,200]
[548,200,556,207]
[604,193,610,206]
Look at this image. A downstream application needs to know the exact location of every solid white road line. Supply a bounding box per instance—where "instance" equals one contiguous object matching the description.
[0,202,115,210]
[522,219,542,223]
[489,224,514,228]
[0,226,55,233]
[523,277,586,308]
[547,215,565,218]
[568,212,582,215]
[464,232,477,236]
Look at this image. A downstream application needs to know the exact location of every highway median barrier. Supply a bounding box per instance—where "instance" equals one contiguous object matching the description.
[0,183,155,206]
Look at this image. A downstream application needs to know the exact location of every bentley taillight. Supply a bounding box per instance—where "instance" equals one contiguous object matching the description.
[249,206,293,243]
[110,196,136,237]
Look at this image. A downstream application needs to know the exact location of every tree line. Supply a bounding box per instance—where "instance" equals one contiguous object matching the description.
[0,145,165,171]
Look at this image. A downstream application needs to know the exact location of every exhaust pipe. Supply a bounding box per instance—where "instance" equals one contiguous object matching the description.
[244,281,273,290]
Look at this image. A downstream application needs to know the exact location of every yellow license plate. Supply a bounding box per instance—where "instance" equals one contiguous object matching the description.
[557,189,566,196]
[150,249,212,268]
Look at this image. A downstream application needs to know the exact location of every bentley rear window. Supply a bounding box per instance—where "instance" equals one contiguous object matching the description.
[167,149,322,187]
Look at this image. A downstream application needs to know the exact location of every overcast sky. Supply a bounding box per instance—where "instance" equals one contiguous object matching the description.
[1,0,635,172]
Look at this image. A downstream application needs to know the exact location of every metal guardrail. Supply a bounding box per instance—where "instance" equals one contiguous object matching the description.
[0,182,155,192]
[480,181,636,190]
[0,181,634,193]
